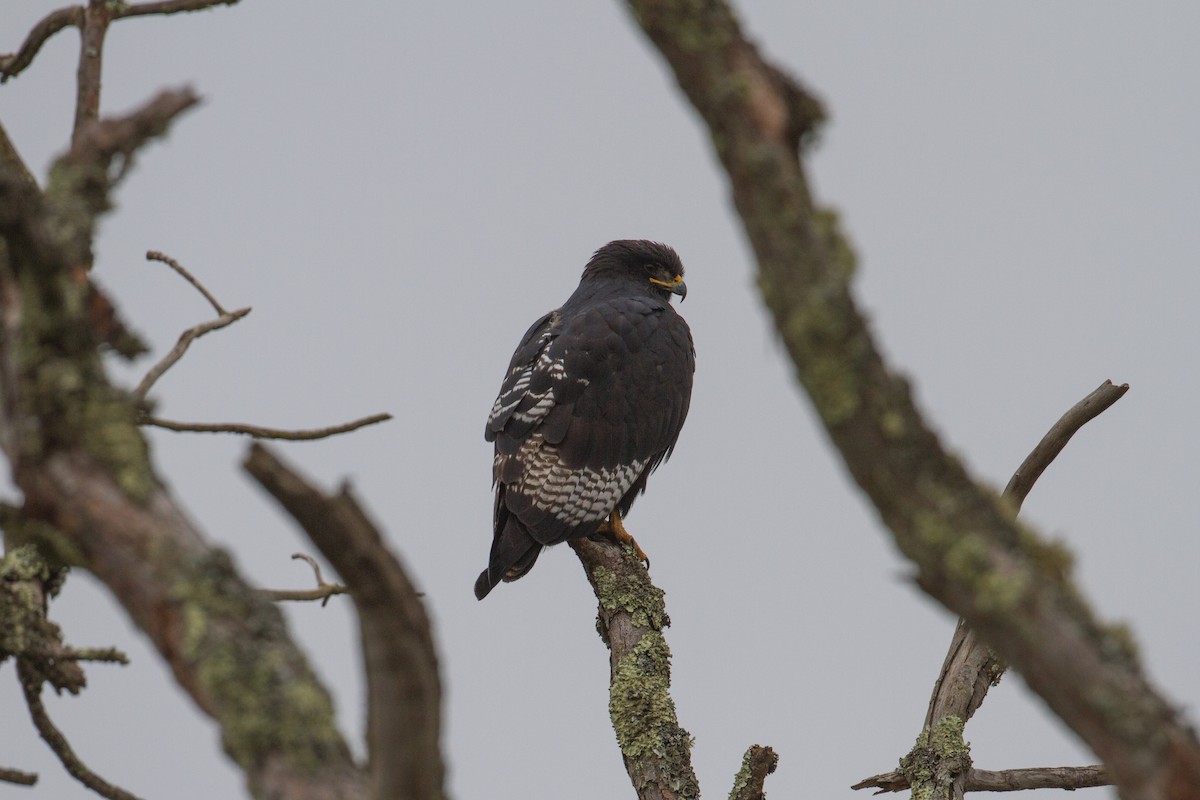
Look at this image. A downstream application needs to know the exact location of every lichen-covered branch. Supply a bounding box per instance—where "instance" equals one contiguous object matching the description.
[244,443,446,800]
[622,1,1200,797]
[728,745,778,800]
[570,537,700,800]
[0,93,364,800]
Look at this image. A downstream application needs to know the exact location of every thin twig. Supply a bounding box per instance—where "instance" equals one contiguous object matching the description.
[74,0,114,143]
[133,307,251,400]
[145,250,228,315]
[0,767,37,786]
[62,646,130,665]
[142,413,392,440]
[1003,380,1130,511]
[262,553,348,606]
[852,764,1110,794]
[0,6,83,82]
[17,660,145,800]
[114,0,242,19]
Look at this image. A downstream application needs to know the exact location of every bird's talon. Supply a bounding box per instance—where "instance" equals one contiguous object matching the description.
[597,512,650,570]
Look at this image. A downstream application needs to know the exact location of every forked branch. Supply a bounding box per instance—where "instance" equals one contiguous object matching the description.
[18,660,144,800]
[262,553,349,605]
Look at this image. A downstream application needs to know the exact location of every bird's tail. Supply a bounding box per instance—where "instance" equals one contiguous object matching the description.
[474,513,542,600]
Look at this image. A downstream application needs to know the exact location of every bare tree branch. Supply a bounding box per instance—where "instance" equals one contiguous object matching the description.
[967,766,1111,792]
[622,1,1200,797]
[0,6,83,83]
[244,443,446,800]
[262,553,350,605]
[1003,380,1130,510]
[143,412,392,440]
[0,767,38,786]
[113,0,242,20]
[883,380,1129,796]
[145,249,229,315]
[73,0,113,142]
[570,536,700,800]
[133,306,251,400]
[1,1,239,86]
[18,659,144,800]
[853,764,1110,794]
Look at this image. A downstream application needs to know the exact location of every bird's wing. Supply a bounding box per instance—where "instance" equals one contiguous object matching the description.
[487,296,694,545]
[485,309,560,447]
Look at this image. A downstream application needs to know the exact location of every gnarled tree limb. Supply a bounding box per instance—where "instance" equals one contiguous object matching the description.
[244,443,446,800]
[621,1,1200,797]
[0,91,364,800]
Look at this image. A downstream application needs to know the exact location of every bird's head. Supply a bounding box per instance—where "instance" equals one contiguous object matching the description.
[582,240,687,302]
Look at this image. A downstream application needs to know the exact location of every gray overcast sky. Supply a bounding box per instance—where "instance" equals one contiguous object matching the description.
[3,3,1198,798]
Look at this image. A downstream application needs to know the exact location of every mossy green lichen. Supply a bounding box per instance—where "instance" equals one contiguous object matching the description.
[0,507,82,571]
[609,632,675,759]
[727,745,773,800]
[592,563,668,631]
[10,244,153,501]
[0,543,69,657]
[1098,621,1140,669]
[813,205,858,281]
[608,631,698,796]
[900,715,971,800]
[175,549,345,773]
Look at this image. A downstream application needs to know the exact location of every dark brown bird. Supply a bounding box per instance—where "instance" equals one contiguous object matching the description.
[475,240,695,599]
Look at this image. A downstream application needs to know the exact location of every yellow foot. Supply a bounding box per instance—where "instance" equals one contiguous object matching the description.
[595,511,650,569]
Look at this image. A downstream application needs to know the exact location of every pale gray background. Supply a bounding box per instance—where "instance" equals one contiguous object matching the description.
[2,3,1197,798]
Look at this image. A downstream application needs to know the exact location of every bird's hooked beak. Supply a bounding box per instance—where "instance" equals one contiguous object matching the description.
[649,274,687,302]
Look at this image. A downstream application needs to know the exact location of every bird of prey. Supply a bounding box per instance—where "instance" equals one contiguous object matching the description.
[474,240,695,600]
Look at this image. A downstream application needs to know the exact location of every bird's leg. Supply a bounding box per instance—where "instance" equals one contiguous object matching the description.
[595,511,650,569]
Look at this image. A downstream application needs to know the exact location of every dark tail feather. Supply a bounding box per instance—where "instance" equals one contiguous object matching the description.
[474,515,542,600]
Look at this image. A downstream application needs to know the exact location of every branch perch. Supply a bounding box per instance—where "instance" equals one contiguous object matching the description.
[570,536,701,800]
